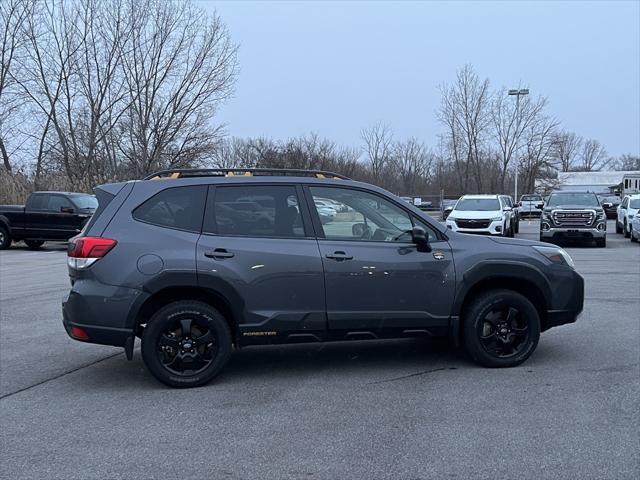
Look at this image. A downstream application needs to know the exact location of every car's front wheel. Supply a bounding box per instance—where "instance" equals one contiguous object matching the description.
[595,237,606,248]
[624,220,630,238]
[616,220,623,234]
[141,300,232,388]
[462,289,540,368]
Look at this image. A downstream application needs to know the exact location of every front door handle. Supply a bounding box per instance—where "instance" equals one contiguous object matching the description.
[325,251,353,261]
[204,248,235,260]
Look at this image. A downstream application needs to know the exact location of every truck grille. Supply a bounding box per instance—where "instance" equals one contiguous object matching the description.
[456,219,491,229]
[552,210,595,227]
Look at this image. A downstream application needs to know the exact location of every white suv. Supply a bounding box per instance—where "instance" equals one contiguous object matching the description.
[616,194,640,238]
[446,194,514,236]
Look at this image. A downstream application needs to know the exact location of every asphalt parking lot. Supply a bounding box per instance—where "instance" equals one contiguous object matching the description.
[1,219,638,480]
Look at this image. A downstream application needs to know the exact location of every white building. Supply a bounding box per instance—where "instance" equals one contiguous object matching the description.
[537,170,640,195]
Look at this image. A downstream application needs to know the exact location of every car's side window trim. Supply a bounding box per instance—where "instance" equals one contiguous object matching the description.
[202,183,315,239]
[303,184,445,243]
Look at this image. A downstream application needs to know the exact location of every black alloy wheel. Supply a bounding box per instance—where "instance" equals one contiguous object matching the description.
[478,306,530,359]
[141,301,232,388]
[463,289,540,368]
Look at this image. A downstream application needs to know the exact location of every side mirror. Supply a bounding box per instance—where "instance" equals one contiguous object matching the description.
[60,206,75,214]
[536,203,544,209]
[411,226,431,252]
[351,222,370,238]
[603,202,612,208]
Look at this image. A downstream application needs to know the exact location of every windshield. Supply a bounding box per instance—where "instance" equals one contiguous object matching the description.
[547,193,599,207]
[598,196,619,203]
[630,199,640,209]
[70,195,98,209]
[521,195,542,201]
[455,198,500,211]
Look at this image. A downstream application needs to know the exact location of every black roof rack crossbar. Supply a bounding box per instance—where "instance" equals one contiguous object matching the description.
[144,168,350,181]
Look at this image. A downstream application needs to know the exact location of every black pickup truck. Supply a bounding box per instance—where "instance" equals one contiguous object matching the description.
[0,191,97,249]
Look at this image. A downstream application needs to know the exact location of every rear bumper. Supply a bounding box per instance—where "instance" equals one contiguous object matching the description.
[62,280,140,347]
[62,308,131,347]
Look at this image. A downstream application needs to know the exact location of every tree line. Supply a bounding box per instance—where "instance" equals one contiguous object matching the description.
[1,1,638,204]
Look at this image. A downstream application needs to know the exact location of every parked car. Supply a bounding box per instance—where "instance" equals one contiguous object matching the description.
[597,194,621,219]
[519,194,544,218]
[616,194,640,238]
[0,191,97,250]
[540,192,607,247]
[441,199,458,221]
[445,194,515,237]
[63,168,584,388]
[499,195,520,234]
[630,215,640,243]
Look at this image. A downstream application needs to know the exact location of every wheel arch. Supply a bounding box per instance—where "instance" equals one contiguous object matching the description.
[130,285,241,347]
[451,262,552,345]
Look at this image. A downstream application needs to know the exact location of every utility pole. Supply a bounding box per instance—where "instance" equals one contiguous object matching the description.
[508,88,529,200]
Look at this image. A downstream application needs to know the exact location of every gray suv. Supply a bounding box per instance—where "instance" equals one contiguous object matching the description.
[63,169,584,387]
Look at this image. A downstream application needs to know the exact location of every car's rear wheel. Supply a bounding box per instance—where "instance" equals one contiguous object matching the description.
[514,220,519,234]
[631,231,638,243]
[0,226,11,250]
[463,289,540,368]
[141,300,232,388]
[25,240,45,249]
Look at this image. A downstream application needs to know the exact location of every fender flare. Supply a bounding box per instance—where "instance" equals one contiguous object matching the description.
[0,215,11,233]
[451,260,553,317]
[125,270,246,342]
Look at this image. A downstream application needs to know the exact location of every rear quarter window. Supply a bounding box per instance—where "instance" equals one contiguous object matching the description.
[133,186,207,232]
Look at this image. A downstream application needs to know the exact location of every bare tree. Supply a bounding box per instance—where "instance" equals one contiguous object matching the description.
[119,0,238,177]
[552,131,582,172]
[438,65,491,192]
[361,121,393,182]
[393,137,432,194]
[578,139,609,171]
[519,115,559,193]
[0,0,34,172]
[492,88,548,190]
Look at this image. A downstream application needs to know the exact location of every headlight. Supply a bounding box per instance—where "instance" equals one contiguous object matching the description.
[533,246,575,268]
[595,211,605,220]
[542,211,552,220]
[491,216,502,221]
[447,216,457,222]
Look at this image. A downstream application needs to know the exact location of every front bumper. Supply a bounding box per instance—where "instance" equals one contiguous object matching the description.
[544,267,585,330]
[540,226,606,240]
[446,219,503,236]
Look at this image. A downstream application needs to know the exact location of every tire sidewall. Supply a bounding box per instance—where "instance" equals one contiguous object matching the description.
[0,226,11,249]
[463,290,541,368]
[141,301,232,388]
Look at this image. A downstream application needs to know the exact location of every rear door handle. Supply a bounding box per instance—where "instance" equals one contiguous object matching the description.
[325,251,353,261]
[204,248,235,260]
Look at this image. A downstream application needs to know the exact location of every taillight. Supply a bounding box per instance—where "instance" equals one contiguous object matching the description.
[67,236,117,269]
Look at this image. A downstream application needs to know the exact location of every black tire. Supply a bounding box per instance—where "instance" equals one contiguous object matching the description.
[462,289,540,368]
[0,225,11,250]
[616,221,623,234]
[595,238,606,248]
[623,221,630,238]
[25,240,45,249]
[631,233,638,243]
[141,300,232,388]
[514,220,519,234]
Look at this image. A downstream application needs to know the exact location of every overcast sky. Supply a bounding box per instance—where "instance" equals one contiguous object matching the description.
[201,0,640,158]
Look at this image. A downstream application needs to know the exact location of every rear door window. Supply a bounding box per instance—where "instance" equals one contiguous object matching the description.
[204,185,306,238]
[26,194,49,210]
[47,195,74,212]
[133,186,206,232]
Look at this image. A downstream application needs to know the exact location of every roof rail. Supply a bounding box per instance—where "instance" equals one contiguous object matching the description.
[143,168,350,181]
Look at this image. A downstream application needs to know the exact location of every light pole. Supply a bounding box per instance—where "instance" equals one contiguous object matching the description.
[508,88,529,200]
